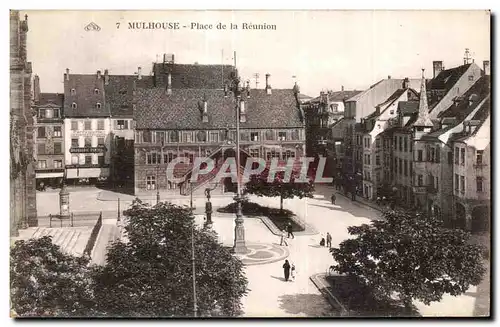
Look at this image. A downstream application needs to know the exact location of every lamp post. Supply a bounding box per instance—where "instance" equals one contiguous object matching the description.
[156,165,160,204]
[226,60,248,254]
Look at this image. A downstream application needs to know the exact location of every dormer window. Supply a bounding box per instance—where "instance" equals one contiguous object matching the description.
[71,102,77,109]
[96,103,102,109]
[71,88,76,95]
[94,88,100,94]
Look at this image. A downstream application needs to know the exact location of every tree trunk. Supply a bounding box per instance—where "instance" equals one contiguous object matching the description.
[403,298,413,316]
[280,196,283,212]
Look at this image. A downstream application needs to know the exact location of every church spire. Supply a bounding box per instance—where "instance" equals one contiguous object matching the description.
[414,69,434,127]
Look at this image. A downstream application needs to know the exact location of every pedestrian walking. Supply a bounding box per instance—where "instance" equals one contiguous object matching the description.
[283,260,291,281]
[331,193,336,205]
[280,229,288,246]
[326,232,332,248]
[287,222,294,239]
[291,264,296,281]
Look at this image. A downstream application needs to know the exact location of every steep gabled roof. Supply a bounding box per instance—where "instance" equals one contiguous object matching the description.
[398,101,419,115]
[414,70,434,127]
[64,74,110,117]
[36,93,64,107]
[153,63,234,89]
[104,75,154,117]
[134,88,303,130]
[427,64,472,92]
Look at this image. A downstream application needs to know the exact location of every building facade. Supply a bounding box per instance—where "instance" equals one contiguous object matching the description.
[33,83,65,188]
[63,70,111,182]
[133,60,306,196]
[10,11,37,235]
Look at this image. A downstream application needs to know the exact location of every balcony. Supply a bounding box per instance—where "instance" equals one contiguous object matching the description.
[69,145,107,154]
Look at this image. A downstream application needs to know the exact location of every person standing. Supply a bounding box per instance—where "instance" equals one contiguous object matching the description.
[331,193,336,205]
[280,229,288,246]
[287,222,294,239]
[283,260,291,282]
[326,232,332,248]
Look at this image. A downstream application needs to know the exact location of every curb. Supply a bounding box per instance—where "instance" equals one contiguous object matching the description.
[334,191,384,213]
[310,273,349,317]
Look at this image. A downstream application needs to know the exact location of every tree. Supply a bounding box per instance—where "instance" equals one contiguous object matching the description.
[243,168,315,211]
[10,236,96,317]
[331,209,486,313]
[92,200,248,317]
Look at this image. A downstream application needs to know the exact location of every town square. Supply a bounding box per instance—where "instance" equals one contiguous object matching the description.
[9,9,490,318]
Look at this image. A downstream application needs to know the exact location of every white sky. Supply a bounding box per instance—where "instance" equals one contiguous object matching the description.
[23,10,490,96]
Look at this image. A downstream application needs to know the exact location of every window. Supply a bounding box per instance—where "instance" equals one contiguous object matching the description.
[250,149,260,157]
[404,138,408,152]
[399,158,403,175]
[53,108,60,118]
[94,88,100,94]
[265,130,275,141]
[250,132,259,141]
[460,176,465,192]
[84,137,92,147]
[183,132,193,143]
[146,176,156,190]
[409,163,412,176]
[72,103,77,109]
[37,144,46,155]
[404,160,408,176]
[240,131,249,141]
[394,136,398,150]
[37,160,47,169]
[278,131,287,141]
[97,137,105,146]
[84,120,92,130]
[98,155,104,166]
[455,174,459,191]
[389,110,394,115]
[376,138,380,148]
[85,155,92,165]
[197,131,207,142]
[142,131,152,143]
[71,88,76,95]
[53,126,62,137]
[476,177,483,192]
[154,131,165,144]
[96,103,102,109]
[436,177,439,190]
[37,127,46,138]
[169,131,179,142]
[209,132,218,143]
[376,155,380,166]
[454,147,459,164]
[448,152,453,164]
[417,175,423,186]
[54,142,62,154]
[460,148,465,165]
[283,150,296,160]
[38,109,46,119]
[97,120,105,130]
[266,150,280,160]
[71,155,78,165]
[183,152,194,164]
[71,138,79,147]
[164,152,177,164]
[291,129,299,141]
[116,120,128,130]
[394,158,398,173]
[146,152,160,165]
[399,137,403,152]
[367,155,371,165]
[468,75,474,81]
[71,121,78,130]
[54,160,63,168]
[417,150,423,162]
[476,150,483,165]
[436,149,440,163]
[430,148,435,162]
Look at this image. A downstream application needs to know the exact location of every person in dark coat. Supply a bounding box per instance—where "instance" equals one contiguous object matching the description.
[283,260,291,281]
[287,222,294,239]
[331,193,336,205]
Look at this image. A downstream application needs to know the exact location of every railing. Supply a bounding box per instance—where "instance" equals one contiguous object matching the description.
[84,211,103,257]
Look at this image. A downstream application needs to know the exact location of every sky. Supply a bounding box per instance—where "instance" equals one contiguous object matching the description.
[22,10,490,97]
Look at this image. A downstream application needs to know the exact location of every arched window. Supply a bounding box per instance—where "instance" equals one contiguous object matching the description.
[94,88,100,95]
[71,102,77,109]
[96,103,101,109]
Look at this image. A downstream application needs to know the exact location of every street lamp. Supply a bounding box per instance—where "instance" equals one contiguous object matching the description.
[156,165,160,204]
[226,61,248,254]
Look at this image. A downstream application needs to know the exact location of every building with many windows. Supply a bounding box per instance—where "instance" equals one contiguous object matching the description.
[133,60,306,196]
[63,69,111,182]
[33,83,65,188]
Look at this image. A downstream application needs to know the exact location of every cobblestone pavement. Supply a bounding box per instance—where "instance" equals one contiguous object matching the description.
[34,184,488,317]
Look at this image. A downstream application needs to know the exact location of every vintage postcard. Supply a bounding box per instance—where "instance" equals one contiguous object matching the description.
[9,9,490,318]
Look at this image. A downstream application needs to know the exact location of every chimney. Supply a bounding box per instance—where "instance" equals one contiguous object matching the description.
[240,100,246,123]
[246,80,250,98]
[433,61,443,78]
[104,69,109,85]
[402,77,409,89]
[201,95,208,123]
[33,75,40,103]
[166,73,172,95]
[224,83,228,98]
[97,70,102,79]
[341,85,344,92]
[137,67,142,80]
[65,68,69,81]
[163,53,167,63]
[387,75,391,79]
[483,60,490,76]
[265,73,272,95]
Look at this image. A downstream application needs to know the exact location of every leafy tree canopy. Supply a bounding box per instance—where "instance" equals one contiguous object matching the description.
[330,209,486,310]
